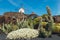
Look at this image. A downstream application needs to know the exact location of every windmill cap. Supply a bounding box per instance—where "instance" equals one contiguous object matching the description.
[19,8,24,13]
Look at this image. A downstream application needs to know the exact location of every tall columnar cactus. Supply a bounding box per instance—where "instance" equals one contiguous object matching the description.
[46,6,54,23]
[46,6,51,16]
[46,6,54,34]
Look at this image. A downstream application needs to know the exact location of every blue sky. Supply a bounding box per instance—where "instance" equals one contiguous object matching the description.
[0,0,60,15]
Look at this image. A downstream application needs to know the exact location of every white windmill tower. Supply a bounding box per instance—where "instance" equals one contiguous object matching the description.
[19,8,24,13]
[18,4,25,14]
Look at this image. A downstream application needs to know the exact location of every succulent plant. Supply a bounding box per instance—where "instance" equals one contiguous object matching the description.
[42,14,49,22]
[1,22,19,34]
[4,24,12,33]
[45,6,54,37]
[16,18,34,29]
[37,6,54,37]
[33,17,42,25]
[28,19,34,29]
[1,23,7,33]
[37,17,45,37]
[47,6,54,31]
[16,19,23,29]
[38,17,43,31]
[52,23,60,33]
[6,28,39,40]
[12,24,19,31]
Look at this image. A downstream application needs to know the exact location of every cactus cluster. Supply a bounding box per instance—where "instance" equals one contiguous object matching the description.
[0,18,34,34]
[1,23,12,34]
[37,6,54,37]
[7,28,39,40]
[0,6,60,39]
[17,19,34,29]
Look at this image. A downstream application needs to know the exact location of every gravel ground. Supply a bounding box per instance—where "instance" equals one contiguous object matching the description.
[0,33,60,40]
[0,30,60,40]
[0,31,6,40]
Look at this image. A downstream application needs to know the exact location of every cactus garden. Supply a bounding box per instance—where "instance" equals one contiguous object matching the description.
[0,0,60,40]
[0,6,60,40]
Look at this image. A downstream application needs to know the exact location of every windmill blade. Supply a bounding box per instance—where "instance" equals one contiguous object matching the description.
[15,8,20,10]
[24,8,33,13]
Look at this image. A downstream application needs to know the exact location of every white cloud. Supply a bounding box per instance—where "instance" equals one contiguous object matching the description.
[8,0,18,7]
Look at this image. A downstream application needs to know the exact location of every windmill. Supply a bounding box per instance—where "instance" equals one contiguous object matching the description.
[14,3,32,14]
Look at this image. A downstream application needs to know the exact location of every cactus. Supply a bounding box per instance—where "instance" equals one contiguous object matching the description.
[1,22,19,34]
[42,14,49,22]
[33,17,42,25]
[46,6,51,16]
[1,23,6,33]
[11,24,19,31]
[16,18,34,29]
[46,6,54,37]
[16,19,23,29]
[22,20,28,28]
[38,6,54,37]
[46,6,54,31]
[38,17,42,31]
[46,6,54,22]
[4,24,12,33]
[38,17,44,37]
[7,28,39,40]
[37,17,49,37]
[22,19,34,29]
